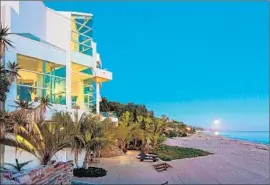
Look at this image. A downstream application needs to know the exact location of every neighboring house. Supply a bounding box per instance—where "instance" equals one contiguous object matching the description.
[1,1,113,120]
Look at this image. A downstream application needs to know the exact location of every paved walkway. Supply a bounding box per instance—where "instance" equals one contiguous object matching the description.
[73,134,269,184]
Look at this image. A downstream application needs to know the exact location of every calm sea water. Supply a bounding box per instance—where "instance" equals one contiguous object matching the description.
[207,131,269,145]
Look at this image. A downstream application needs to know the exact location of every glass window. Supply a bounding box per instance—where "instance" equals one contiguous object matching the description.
[71,63,94,110]
[71,14,93,56]
[17,86,45,102]
[17,54,66,105]
[17,70,44,88]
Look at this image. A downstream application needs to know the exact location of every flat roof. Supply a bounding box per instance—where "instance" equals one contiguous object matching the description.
[57,11,93,17]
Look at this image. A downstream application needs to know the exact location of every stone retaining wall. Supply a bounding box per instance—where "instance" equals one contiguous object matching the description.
[0,161,73,185]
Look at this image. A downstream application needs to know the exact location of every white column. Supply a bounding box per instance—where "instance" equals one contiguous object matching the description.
[96,82,100,114]
[92,41,100,115]
[65,51,72,110]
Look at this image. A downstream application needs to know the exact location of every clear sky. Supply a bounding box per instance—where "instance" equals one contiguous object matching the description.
[45,1,269,131]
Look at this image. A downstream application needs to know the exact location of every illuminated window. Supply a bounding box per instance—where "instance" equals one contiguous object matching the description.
[71,62,94,110]
[17,54,66,105]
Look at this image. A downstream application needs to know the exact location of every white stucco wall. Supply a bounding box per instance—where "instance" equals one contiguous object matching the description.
[45,8,70,51]
[4,147,86,170]
[45,8,73,109]
[71,51,95,68]
[10,1,47,40]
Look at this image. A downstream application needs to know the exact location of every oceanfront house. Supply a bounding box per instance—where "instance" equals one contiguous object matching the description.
[1,1,115,121]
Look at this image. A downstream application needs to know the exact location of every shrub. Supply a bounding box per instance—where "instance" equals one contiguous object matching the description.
[152,144,212,161]
[157,135,166,145]
[158,154,172,161]
[166,130,178,138]
[73,167,107,178]
[180,132,187,137]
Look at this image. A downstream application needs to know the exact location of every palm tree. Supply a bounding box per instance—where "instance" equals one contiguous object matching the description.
[11,100,34,124]
[0,24,13,59]
[78,114,101,168]
[114,111,133,151]
[0,24,14,167]
[0,112,83,165]
[6,62,21,85]
[78,114,115,168]
[37,95,52,121]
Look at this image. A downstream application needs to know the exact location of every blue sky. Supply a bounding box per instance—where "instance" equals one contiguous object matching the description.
[45,1,269,131]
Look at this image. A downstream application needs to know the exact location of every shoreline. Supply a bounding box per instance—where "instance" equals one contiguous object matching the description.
[198,132,270,149]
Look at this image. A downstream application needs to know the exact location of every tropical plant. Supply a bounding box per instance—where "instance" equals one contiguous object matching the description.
[0,24,15,167]
[37,95,52,121]
[4,158,32,172]
[114,111,134,150]
[5,62,21,84]
[0,112,84,165]
[0,65,9,102]
[0,24,13,57]
[150,117,167,148]
[78,113,114,168]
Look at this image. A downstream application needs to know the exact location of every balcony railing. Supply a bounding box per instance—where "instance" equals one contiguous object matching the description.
[100,112,118,118]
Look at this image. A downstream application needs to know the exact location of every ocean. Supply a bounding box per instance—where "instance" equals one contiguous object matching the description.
[206,131,269,145]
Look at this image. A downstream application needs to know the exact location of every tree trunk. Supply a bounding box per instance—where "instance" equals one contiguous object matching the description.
[0,42,5,167]
[84,151,90,169]
[98,147,101,158]
[134,139,138,149]
[74,150,79,168]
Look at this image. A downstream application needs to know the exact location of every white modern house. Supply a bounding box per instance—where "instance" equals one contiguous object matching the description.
[0,1,115,168]
[1,1,113,119]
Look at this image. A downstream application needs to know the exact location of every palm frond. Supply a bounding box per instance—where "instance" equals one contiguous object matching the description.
[4,163,17,169]
[18,160,33,168]
[0,25,14,49]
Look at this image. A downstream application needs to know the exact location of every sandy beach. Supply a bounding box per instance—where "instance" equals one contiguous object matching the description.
[73,133,269,184]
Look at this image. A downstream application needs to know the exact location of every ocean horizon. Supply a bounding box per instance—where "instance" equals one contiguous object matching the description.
[204,131,269,145]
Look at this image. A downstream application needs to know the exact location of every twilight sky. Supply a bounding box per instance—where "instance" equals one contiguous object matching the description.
[45,1,269,131]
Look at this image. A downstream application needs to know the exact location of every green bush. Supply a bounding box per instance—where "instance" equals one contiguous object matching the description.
[157,135,166,145]
[73,167,107,178]
[158,154,172,161]
[166,130,178,138]
[152,144,212,161]
[180,132,187,137]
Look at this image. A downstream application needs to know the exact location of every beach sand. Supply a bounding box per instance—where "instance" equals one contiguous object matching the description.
[73,133,269,184]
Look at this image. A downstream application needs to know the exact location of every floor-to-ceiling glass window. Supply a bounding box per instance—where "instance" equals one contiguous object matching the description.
[71,62,94,110]
[17,54,66,105]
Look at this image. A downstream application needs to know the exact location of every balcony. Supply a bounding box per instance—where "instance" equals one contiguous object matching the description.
[9,33,66,65]
[71,50,94,68]
[93,68,112,83]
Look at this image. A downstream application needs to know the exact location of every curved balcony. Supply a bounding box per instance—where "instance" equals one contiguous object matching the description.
[93,68,112,83]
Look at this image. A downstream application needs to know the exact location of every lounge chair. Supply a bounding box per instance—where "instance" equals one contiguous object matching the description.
[138,151,159,162]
